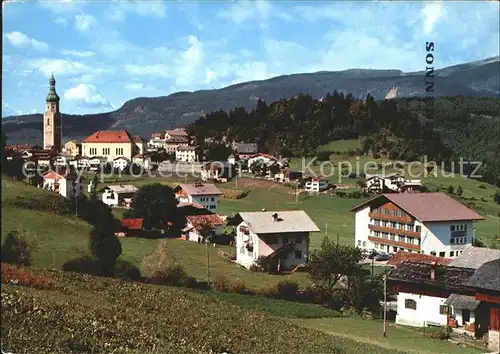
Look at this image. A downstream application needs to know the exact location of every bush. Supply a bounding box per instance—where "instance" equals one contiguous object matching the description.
[478,184,486,189]
[257,284,279,298]
[1,263,55,289]
[214,273,231,292]
[10,195,74,216]
[302,284,331,305]
[276,280,299,301]
[62,256,105,276]
[142,241,189,286]
[231,279,247,294]
[2,230,34,266]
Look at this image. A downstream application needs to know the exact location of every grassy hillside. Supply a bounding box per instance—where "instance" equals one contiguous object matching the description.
[1,266,482,354]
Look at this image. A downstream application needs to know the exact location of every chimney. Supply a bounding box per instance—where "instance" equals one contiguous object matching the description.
[430,261,437,280]
[272,212,278,222]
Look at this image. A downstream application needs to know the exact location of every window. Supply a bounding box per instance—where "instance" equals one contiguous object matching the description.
[116,148,124,155]
[439,252,445,257]
[295,235,302,243]
[450,225,455,232]
[103,148,110,155]
[362,241,366,247]
[405,299,417,310]
[415,226,421,232]
[450,238,455,244]
[211,197,215,201]
[450,251,455,257]
[89,148,97,155]
[430,251,436,256]
[47,119,50,126]
[282,235,290,244]
[439,305,449,315]
[294,250,302,259]
[357,240,362,246]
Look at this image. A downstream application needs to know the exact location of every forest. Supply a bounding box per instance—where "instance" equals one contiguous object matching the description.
[187,92,500,187]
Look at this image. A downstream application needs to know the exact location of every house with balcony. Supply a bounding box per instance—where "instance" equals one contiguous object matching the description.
[227,210,320,272]
[388,249,500,350]
[175,146,198,162]
[365,174,423,194]
[349,193,485,257]
[200,161,236,182]
[173,182,222,211]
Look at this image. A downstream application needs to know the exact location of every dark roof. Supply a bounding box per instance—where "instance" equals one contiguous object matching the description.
[388,261,475,289]
[349,193,485,222]
[387,251,452,268]
[465,259,500,292]
[444,294,480,310]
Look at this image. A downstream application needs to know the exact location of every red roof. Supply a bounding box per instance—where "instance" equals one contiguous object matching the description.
[83,130,134,144]
[42,171,79,180]
[121,218,143,230]
[349,193,485,222]
[186,214,224,231]
[387,251,452,268]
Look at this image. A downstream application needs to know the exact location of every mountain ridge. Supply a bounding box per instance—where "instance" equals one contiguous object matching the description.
[2,56,499,145]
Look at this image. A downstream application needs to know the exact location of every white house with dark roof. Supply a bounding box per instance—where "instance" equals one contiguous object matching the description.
[228,211,320,272]
[42,171,84,198]
[349,193,485,257]
[101,184,139,208]
[173,182,222,211]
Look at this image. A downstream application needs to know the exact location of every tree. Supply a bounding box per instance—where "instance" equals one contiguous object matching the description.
[456,185,463,196]
[1,230,33,266]
[308,237,363,295]
[79,197,119,228]
[90,225,122,276]
[447,185,455,194]
[206,142,231,161]
[124,183,184,233]
[495,191,500,205]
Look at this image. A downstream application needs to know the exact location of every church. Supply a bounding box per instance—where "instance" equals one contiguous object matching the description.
[43,73,63,152]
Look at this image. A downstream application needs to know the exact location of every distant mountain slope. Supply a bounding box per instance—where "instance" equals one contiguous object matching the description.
[2,56,499,145]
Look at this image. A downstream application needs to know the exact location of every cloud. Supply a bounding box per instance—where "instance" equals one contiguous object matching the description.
[60,50,95,58]
[217,0,271,23]
[27,58,93,77]
[108,0,166,21]
[421,2,444,34]
[125,83,145,91]
[38,0,83,14]
[74,13,96,32]
[4,31,48,50]
[64,83,113,109]
[54,17,68,25]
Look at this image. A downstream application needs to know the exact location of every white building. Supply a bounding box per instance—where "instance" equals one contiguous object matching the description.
[365,174,423,194]
[175,146,198,162]
[132,154,151,170]
[304,177,329,192]
[247,153,279,168]
[69,156,91,170]
[41,171,84,198]
[349,193,484,257]
[101,184,139,208]
[173,182,222,211]
[183,214,225,243]
[113,157,130,171]
[228,211,320,272]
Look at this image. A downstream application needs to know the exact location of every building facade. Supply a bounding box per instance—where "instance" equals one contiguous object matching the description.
[174,182,222,211]
[176,146,198,162]
[304,178,329,192]
[62,140,82,157]
[350,193,484,257]
[228,211,319,272]
[82,130,144,162]
[42,171,84,198]
[43,74,62,151]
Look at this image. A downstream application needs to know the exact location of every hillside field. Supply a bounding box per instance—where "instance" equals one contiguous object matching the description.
[1,266,483,354]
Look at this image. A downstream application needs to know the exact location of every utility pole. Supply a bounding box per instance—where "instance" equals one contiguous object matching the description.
[372,257,374,279]
[383,274,387,337]
[295,186,298,204]
[337,232,339,245]
[325,223,328,236]
[206,236,211,288]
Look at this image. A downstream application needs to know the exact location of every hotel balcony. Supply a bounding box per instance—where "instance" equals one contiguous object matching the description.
[368,224,421,238]
[368,236,420,251]
[368,212,413,224]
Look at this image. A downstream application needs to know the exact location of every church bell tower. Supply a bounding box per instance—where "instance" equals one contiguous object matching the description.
[43,73,62,151]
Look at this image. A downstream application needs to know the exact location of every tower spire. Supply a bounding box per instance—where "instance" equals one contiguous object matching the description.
[46,73,59,103]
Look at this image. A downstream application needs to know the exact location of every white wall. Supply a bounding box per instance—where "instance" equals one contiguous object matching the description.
[102,190,119,207]
[235,222,256,269]
[420,221,473,257]
[43,177,83,198]
[396,292,449,327]
[354,206,371,249]
[190,195,219,211]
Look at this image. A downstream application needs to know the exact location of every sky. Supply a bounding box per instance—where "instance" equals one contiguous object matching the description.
[2,0,499,117]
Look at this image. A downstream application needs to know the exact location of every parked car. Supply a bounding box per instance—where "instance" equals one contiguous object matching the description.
[367,250,379,259]
[374,253,392,261]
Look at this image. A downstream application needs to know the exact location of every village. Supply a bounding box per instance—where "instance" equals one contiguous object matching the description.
[4,75,500,353]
